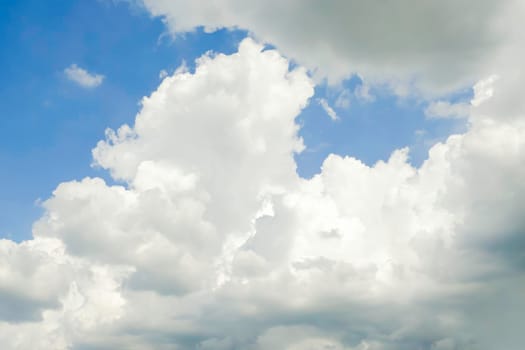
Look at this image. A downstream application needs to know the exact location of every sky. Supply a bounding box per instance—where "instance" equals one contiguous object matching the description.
[0,1,524,349]
[0,0,466,240]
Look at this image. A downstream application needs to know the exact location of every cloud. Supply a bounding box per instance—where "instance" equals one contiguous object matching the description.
[139,0,524,96]
[334,89,351,109]
[471,75,500,107]
[425,101,470,119]
[0,238,67,322]
[64,64,105,88]
[317,98,339,121]
[425,75,501,119]
[354,82,375,103]
[0,38,524,349]
[158,69,169,79]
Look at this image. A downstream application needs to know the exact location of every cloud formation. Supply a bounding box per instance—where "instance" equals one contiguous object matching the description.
[1,37,524,349]
[425,101,470,119]
[140,0,524,96]
[64,64,105,88]
[318,98,339,121]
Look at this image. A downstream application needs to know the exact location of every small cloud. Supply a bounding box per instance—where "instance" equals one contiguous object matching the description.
[354,82,375,102]
[159,69,169,79]
[425,100,470,119]
[317,98,339,121]
[64,64,104,88]
[334,89,351,109]
[425,76,499,119]
[304,142,331,154]
[414,129,426,137]
[174,60,189,75]
[471,74,499,106]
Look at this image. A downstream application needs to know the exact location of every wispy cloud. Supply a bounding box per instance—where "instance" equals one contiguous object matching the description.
[317,98,339,121]
[158,69,169,79]
[425,100,470,119]
[354,82,375,102]
[64,64,104,88]
[334,88,351,109]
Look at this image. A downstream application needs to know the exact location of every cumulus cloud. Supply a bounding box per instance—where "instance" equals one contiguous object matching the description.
[64,64,104,88]
[139,0,524,96]
[1,37,524,350]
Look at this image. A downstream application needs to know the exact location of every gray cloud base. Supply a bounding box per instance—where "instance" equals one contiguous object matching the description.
[142,0,524,95]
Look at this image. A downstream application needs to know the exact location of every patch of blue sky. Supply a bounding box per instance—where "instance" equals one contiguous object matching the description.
[0,0,469,240]
[295,78,471,178]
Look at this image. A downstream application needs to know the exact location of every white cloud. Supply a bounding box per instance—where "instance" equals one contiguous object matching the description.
[0,38,524,349]
[158,69,169,79]
[317,98,339,121]
[425,101,470,119]
[426,74,501,119]
[471,74,500,107]
[64,64,104,88]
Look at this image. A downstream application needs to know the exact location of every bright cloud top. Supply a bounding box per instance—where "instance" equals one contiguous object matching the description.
[64,64,105,88]
[0,37,524,349]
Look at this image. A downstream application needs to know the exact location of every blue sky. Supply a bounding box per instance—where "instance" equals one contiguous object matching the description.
[0,0,463,240]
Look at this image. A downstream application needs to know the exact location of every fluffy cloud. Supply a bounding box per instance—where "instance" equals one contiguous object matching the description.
[1,37,524,349]
[64,64,105,88]
[425,76,503,119]
[140,0,524,95]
